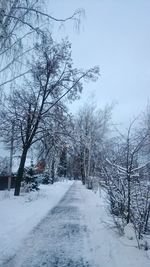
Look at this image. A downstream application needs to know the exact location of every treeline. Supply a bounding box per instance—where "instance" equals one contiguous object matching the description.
[66,106,150,245]
[0,0,99,195]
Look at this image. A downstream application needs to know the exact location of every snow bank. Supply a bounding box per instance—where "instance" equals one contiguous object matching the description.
[124,223,136,240]
[0,180,73,264]
[80,186,150,267]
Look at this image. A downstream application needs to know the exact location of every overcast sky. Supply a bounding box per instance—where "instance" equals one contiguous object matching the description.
[49,0,150,126]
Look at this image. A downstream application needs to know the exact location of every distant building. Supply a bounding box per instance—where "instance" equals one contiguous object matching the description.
[0,175,16,190]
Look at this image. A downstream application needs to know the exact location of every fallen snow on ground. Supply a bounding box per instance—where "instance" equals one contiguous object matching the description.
[81,186,150,267]
[0,181,150,267]
[0,180,73,265]
[5,182,92,267]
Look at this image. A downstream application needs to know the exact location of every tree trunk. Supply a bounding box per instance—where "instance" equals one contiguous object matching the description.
[144,203,150,233]
[127,173,131,223]
[8,122,14,191]
[51,157,55,184]
[14,147,28,196]
[126,135,131,224]
[80,154,85,185]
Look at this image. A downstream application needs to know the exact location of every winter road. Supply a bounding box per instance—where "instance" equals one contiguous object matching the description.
[4,182,95,267]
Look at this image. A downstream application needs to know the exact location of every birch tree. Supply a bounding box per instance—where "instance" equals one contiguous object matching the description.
[71,105,111,185]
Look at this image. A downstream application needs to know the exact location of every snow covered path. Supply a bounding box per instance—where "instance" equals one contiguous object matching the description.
[2,181,150,267]
[0,181,73,266]
[4,182,94,267]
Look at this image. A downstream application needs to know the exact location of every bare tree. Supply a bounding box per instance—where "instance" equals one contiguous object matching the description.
[0,0,83,88]
[70,104,112,185]
[36,102,74,182]
[104,119,150,239]
[0,35,99,196]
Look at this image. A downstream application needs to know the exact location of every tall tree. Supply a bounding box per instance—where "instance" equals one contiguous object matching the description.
[71,104,112,184]
[0,35,99,195]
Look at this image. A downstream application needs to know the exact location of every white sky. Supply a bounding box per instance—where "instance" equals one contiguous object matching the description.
[49,0,150,126]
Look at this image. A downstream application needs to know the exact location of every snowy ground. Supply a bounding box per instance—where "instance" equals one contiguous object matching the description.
[0,180,73,266]
[0,181,150,267]
[80,185,150,267]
